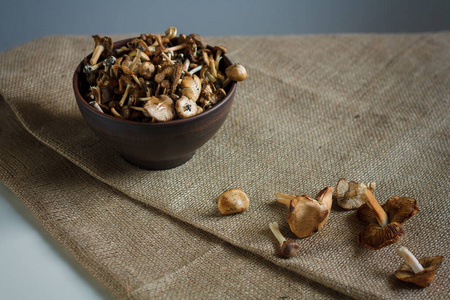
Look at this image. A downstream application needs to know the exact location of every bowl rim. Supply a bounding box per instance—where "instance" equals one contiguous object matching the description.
[73,37,237,127]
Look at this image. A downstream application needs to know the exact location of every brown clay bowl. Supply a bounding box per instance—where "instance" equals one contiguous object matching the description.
[73,38,236,170]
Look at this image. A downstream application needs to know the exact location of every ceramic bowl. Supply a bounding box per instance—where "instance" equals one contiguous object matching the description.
[73,38,236,169]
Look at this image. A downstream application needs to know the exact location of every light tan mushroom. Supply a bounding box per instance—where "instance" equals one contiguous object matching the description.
[336,178,376,210]
[175,96,202,119]
[180,74,201,101]
[139,61,155,79]
[222,63,248,88]
[275,186,334,238]
[269,222,300,258]
[217,189,249,215]
[142,95,175,122]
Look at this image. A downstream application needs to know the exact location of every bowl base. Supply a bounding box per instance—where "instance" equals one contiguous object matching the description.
[122,152,195,170]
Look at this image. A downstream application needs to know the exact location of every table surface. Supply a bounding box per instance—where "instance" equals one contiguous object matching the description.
[0,182,114,300]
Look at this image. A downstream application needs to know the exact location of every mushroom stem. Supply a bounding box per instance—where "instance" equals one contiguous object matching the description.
[363,189,389,227]
[110,107,122,118]
[222,78,231,88]
[161,52,175,64]
[209,58,218,78]
[128,50,142,72]
[398,246,425,273]
[275,193,296,206]
[269,222,286,246]
[165,43,188,52]
[189,65,203,75]
[119,84,132,107]
[90,44,105,66]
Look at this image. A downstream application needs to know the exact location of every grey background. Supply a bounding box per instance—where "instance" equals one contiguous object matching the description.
[0,0,449,53]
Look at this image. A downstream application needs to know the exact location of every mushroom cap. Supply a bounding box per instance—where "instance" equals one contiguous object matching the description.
[165,26,177,40]
[180,75,202,101]
[139,61,155,79]
[315,186,334,230]
[175,96,200,118]
[395,256,444,287]
[142,95,175,122]
[225,63,248,82]
[357,196,419,250]
[335,178,366,210]
[287,186,334,238]
[189,33,207,48]
[213,45,227,55]
[217,189,250,215]
[280,241,300,258]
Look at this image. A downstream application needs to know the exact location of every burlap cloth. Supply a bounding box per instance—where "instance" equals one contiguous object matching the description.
[0,33,449,299]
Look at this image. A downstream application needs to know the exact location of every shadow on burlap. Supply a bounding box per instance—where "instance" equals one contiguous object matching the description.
[0,32,449,299]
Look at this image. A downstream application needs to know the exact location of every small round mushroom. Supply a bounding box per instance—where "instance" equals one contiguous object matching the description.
[139,61,156,79]
[175,96,202,119]
[395,246,444,287]
[180,74,202,101]
[357,190,419,250]
[275,186,334,238]
[222,63,247,88]
[90,35,113,65]
[269,222,300,258]
[142,95,175,122]
[217,189,250,215]
[336,178,376,210]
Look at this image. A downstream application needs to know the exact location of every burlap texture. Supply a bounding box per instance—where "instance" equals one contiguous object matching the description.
[0,33,449,299]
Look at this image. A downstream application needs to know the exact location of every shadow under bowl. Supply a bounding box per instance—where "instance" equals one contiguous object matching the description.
[73,38,237,170]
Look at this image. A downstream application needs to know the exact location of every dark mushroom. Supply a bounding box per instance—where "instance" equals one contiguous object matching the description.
[269,222,300,258]
[118,75,134,107]
[395,246,444,287]
[90,35,112,65]
[357,189,419,250]
[213,45,227,70]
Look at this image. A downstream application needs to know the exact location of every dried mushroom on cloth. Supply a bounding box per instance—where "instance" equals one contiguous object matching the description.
[82,27,247,122]
[395,246,444,287]
[356,187,419,250]
[275,187,334,238]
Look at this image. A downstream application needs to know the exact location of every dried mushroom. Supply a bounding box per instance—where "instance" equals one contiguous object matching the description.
[335,178,376,210]
[275,186,334,238]
[356,187,419,250]
[395,246,444,287]
[269,222,300,258]
[83,27,248,122]
[223,63,248,88]
[142,95,175,122]
[175,96,202,118]
[217,189,250,215]
[90,35,112,65]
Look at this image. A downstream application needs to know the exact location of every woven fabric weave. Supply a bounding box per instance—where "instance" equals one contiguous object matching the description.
[0,33,449,299]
